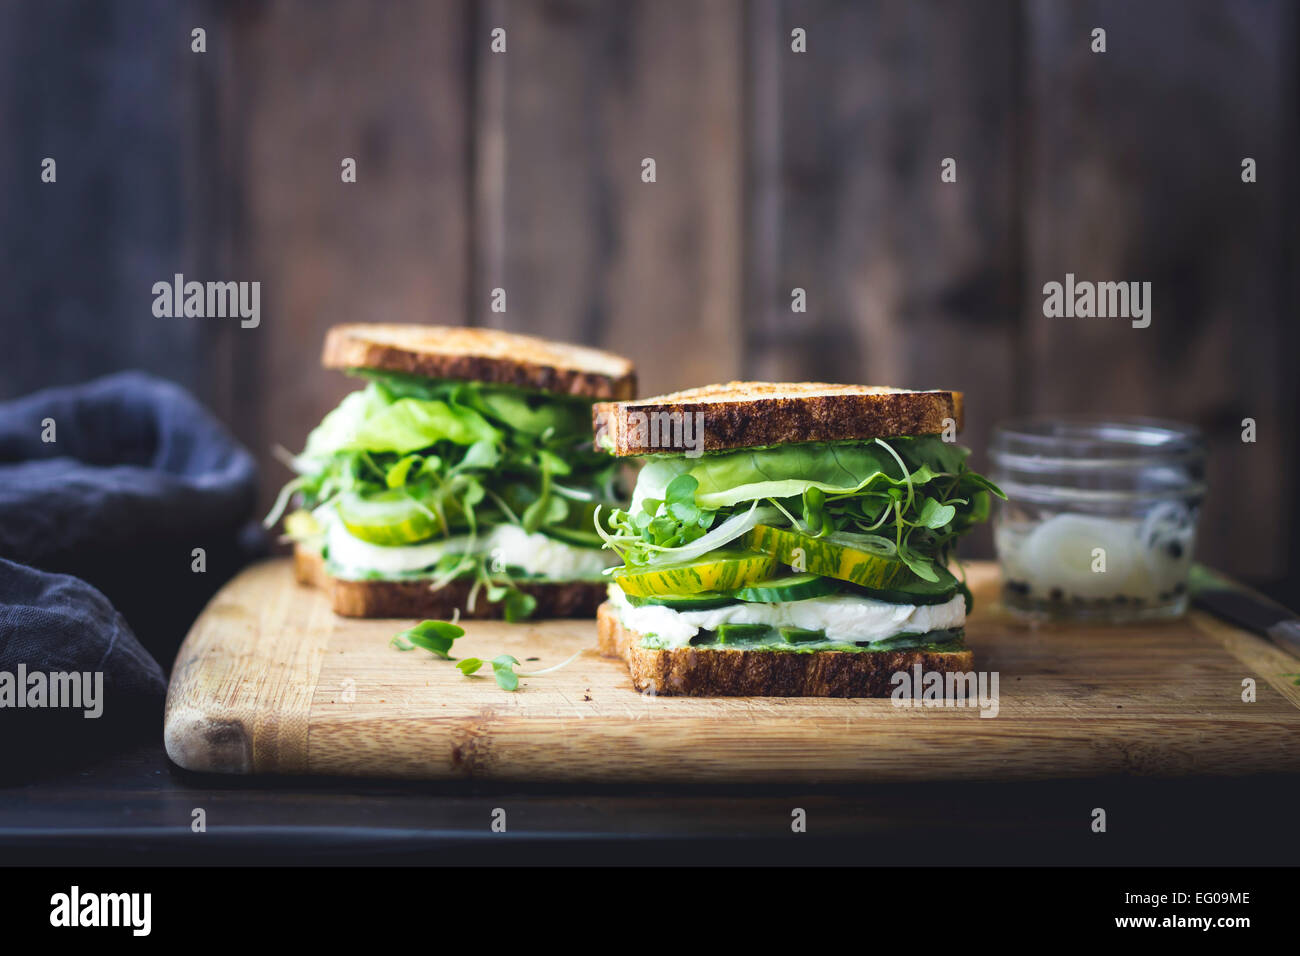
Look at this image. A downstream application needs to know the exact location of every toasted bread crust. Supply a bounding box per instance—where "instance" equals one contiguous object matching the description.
[294,544,606,619]
[593,382,963,456]
[322,324,636,400]
[597,602,973,697]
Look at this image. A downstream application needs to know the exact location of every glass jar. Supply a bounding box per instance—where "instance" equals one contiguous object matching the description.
[988,417,1207,622]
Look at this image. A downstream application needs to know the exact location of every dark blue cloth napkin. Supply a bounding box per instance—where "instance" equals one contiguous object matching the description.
[0,557,165,700]
[0,372,262,721]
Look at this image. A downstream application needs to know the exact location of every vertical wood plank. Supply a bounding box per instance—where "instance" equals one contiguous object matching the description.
[757,0,1022,557]
[599,0,745,394]
[473,0,602,336]
[227,0,472,514]
[0,0,205,399]
[191,0,252,451]
[743,0,786,365]
[1021,0,1296,578]
[477,0,744,396]
[471,0,509,327]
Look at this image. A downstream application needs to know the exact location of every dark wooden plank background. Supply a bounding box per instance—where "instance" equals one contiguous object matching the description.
[1,0,1296,590]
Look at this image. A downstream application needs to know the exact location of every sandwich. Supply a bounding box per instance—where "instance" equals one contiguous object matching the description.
[591,382,1002,696]
[268,324,636,619]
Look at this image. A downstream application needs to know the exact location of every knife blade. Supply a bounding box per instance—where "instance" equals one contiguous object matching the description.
[1189,564,1300,659]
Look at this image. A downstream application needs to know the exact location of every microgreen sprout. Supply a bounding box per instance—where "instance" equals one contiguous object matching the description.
[393,618,581,692]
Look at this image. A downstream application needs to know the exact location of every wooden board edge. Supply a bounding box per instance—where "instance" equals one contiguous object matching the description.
[1189,610,1300,710]
[163,702,255,775]
[297,712,1300,784]
[163,559,335,774]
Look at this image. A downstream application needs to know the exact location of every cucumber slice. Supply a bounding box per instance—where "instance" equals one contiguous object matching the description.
[778,626,825,644]
[613,549,776,598]
[337,489,439,546]
[842,571,960,606]
[746,525,957,602]
[855,627,965,651]
[715,623,773,644]
[733,572,839,603]
[625,591,736,611]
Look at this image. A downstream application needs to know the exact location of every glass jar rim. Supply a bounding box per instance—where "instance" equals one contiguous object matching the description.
[989,415,1206,472]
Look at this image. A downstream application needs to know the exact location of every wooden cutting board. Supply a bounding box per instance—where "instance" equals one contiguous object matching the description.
[163,559,1300,782]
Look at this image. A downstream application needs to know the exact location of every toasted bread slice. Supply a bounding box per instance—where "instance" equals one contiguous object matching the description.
[294,544,605,619]
[597,602,973,697]
[593,382,963,456]
[323,324,636,400]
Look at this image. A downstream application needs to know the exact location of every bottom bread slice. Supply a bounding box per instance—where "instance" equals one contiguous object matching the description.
[293,544,606,619]
[596,601,974,698]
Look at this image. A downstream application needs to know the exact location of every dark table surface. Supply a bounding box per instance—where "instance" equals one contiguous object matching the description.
[4,726,1300,866]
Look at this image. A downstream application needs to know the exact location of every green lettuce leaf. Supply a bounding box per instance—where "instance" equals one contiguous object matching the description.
[346,397,500,453]
[687,442,929,508]
[478,391,590,437]
[299,386,389,461]
[300,384,501,457]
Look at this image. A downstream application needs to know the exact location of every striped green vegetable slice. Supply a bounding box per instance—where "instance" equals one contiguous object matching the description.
[613,549,776,598]
[745,524,957,601]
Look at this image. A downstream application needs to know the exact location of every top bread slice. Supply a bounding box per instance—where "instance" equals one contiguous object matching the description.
[323,323,637,400]
[593,381,963,456]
